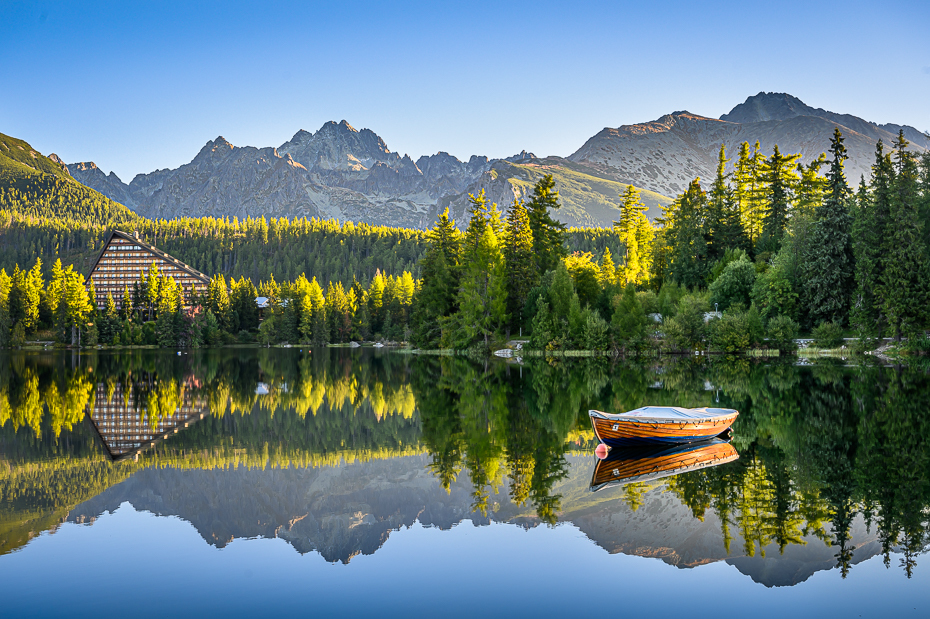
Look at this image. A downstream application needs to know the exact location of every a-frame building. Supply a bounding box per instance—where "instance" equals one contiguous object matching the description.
[85,230,210,310]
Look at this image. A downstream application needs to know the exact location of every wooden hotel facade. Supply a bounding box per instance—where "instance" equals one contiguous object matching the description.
[86,230,210,310]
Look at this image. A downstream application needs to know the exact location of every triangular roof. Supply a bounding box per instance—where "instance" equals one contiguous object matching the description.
[85,230,210,285]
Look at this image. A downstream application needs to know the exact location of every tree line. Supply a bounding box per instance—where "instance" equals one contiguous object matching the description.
[3,127,929,351]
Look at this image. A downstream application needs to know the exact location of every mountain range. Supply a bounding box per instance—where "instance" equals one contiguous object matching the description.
[9,92,927,229]
[68,453,881,587]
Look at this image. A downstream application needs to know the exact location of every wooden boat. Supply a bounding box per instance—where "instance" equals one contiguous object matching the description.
[589,439,739,492]
[589,406,738,447]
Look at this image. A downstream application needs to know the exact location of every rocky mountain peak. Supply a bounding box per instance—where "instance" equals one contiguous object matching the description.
[505,150,537,163]
[720,92,818,123]
[71,161,99,172]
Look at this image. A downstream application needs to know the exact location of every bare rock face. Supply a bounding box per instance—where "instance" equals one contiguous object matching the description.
[569,92,928,198]
[67,161,136,208]
[70,122,493,228]
[67,93,928,228]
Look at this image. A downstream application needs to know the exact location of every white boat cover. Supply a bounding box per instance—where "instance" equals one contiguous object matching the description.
[619,406,734,420]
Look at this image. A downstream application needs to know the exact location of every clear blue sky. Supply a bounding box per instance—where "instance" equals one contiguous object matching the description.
[2,0,928,182]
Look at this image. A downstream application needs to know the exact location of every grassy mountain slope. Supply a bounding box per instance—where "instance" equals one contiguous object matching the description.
[0,132,138,227]
[0,133,71,180]
[436,157,673,228]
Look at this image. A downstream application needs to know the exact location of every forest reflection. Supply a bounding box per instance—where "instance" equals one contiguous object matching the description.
[0,349,928,578]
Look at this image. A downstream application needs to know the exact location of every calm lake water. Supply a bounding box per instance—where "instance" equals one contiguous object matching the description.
[1,348,929,618]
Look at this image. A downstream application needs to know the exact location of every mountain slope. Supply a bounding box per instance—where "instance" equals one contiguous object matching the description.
[433,157,673,227]
[569,92,928,197]
[68,122,666,229]
[0,132,137,227]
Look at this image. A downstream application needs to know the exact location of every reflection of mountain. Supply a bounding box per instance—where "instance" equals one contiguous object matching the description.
[68,454,878,585]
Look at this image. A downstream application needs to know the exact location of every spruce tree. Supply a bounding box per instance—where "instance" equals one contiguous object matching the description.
[881,131,930,340]
[667,179,708,288]
[614,185,652,285]
[451,197,507,349]
[502,199,536,333]
[525,174,566,274]
[805,128,854,326]
[919,150,930,254]
[704,144,730,262]
[411,209,461,348]
[851,141,894,335]
[758,145,801,255]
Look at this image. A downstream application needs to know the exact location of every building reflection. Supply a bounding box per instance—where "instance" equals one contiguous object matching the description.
[86,379,209,461]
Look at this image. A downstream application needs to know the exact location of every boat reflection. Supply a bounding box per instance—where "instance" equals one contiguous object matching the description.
[589,438,739,492]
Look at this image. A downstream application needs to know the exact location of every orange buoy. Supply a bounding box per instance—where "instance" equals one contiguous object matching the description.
[595,443,610,459]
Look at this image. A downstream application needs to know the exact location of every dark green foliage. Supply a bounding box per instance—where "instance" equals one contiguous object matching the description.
[503,199,537,332]
[611,285,649,352]
[525,174,567,274]
[758,145,801,254]
[766,315,799,351]
[709,256,756,311]
[880,132,930,340]
[667,179,709,288]
[812,321,844,348]
[751,265,798,322]
[663,293,709,351]
[805,129,854,326]
[706,145,748,261]
[707,304,763,353]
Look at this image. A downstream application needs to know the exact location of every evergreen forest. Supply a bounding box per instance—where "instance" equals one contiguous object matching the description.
[2,128,929,352]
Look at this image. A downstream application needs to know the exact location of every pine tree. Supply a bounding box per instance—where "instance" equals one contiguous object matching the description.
[919,150,930,254]
[611,284,648,352]
[614,185,652,285]
[666,179,709,288]
[880,131,930,340]
[706,145,746,261]
[734,141,767,250]
[805,128,854,326]
[525,174,566,274]
[450,200,508,349]
[597,247,617,288]
[121,285,132,320]
[411,209,461,348]
[850,178,878,333]
[45,258,65,317]
[758,145,801,255]
[307,277,326,345]
[502,199,536,332]
[208,274,231,331]
[851,141,894,335]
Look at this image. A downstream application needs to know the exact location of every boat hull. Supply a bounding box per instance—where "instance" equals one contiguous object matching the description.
[590,409,738,446]
[590,439,739,492]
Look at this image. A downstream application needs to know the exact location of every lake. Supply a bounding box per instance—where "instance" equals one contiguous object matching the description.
[1,348,928,618]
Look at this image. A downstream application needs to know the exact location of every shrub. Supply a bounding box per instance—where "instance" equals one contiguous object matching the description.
[812,321,844,349]
[707,304,764,353]
[11,321,25,348]
[751,266,798,321]
[903,334,930,355]
[709,256,757,311]
[709,248,749,283]
[766,315,799,351]
[583,309,610,351]
[612,286,649,352]
[662,293,709,351]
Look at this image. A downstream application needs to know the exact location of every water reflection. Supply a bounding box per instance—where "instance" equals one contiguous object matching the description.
[590,439,739,492]
[0,350,929,585]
